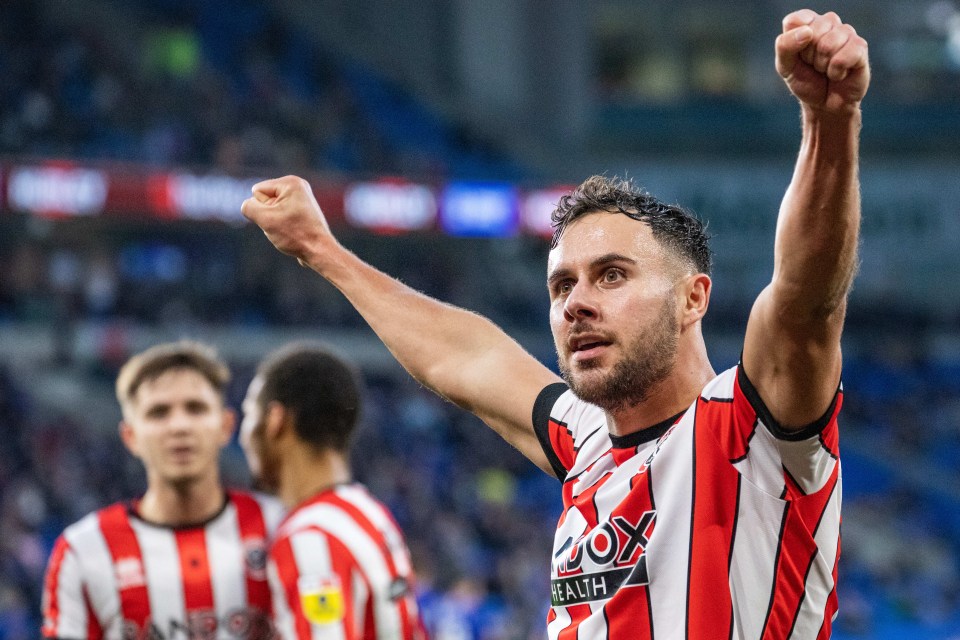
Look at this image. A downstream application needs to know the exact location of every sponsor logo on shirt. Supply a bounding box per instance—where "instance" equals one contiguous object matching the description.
[120,607,274,639]
[242,537,268,581]
[550,560,649,607]
[115,557,146,590]
[298,576,345,625]
[551,509,656,605]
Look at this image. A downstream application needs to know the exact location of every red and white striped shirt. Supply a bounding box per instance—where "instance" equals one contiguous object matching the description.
[533,364,842,640]
[268,483,425,640]
[42,490,284,639]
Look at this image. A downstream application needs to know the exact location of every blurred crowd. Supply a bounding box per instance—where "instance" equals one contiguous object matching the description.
[0,0,514,179]
[0,227,550,337]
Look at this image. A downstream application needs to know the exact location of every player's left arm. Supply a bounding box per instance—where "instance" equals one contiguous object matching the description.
[744,9,869,430]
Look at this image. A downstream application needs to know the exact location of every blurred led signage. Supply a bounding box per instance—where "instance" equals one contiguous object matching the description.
[157,173,258,223]
[440,182,518,237]
[521,187,570,237]
[344,180,436,232]
[8,164,108,217]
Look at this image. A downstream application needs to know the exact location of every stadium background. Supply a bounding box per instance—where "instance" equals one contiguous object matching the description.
[1,0,958,638]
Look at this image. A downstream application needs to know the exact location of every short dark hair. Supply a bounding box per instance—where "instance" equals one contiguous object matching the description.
[255,343,361,452]
[551,175,712,275]
[116,341,230,411]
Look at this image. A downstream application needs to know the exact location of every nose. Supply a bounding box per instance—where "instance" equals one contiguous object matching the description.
[167,407,194,433]
[562,281,599,323]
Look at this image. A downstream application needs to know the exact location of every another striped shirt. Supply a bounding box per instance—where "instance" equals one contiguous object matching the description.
[268,484,425,640]
[42,490,284,639]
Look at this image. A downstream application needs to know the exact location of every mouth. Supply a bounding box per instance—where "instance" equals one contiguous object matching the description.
[168,445,196,462]
[569,335,613,361]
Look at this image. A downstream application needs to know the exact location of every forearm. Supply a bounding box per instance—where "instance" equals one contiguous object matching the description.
[304,243,531,409]
[772,105,862,322]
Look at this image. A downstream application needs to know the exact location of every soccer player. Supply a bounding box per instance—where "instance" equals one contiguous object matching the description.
[239,343,425,640]
[41,341,284,639]
[241,9,867,639]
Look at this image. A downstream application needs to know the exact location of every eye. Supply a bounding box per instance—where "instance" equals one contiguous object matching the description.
[145,405,169,419]
[602,268,624,284]
[185,400,210,415]
[551,279,574,298]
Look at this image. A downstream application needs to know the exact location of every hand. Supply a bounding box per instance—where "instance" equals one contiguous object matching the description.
[776,10,870,114]
[241,176,336,268]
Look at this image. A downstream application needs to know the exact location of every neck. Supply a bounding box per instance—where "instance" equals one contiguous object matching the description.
[138,473,225,526]
[606,336,715,437]
[278,446,352,509]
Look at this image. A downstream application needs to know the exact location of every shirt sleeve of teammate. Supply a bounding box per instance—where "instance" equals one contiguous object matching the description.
[41,535,103,640]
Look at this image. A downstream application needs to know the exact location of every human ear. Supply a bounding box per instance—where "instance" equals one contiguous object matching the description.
[681,273,712,327]
[119,420,140,457]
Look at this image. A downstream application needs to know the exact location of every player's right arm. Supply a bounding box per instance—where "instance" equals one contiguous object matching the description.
[242,177,560,474]
[42,535,102,640]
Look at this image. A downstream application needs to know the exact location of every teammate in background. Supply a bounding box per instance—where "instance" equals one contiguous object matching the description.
[240,343,425,640]
[41,341,283,640]
[242,9,867,639]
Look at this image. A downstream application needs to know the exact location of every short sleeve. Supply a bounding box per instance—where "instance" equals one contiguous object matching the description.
[532,382,575,481]
[698,365,841,497]
[42,536,100,639]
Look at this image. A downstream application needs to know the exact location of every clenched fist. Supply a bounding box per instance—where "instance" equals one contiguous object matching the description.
[776,10,870,114]
[241,176,337,269]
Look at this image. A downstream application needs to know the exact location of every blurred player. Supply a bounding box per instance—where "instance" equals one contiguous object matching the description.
[242,9,867,639]
[41,341,283,639]
[240,343,425,640]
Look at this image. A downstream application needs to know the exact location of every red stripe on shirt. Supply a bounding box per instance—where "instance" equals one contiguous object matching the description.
[174,527,214,611]
[605,583,653,639]
[41,536,69,637]
[325,492,416,639]
[686,407,740,638]
[761,503,820,640]
[817,533,841,640]
[270,535,313,640]
[604,471,657,638]
[325,534,362,640]
[84,586,103,640]
[230,491,272,613]
[570,470,611,531]
[549,419,577,473]
[98,504,151,630]
[706,377,758,462]
[819,391,843,457]
[557,604,592,640]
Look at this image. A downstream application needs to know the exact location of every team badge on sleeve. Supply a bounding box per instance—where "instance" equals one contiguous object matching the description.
[298,575,344,625]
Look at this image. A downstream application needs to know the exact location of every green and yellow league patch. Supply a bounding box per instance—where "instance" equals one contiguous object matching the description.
[298,575,345,625]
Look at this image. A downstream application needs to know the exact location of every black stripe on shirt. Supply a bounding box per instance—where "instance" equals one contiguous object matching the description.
[532,382,573,481]
[737,363,840,442]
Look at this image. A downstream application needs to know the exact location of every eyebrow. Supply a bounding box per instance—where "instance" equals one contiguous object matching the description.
[547,253,638,288]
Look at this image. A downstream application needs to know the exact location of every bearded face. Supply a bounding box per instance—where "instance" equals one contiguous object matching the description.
[548,213,687,414]
[558,292,679,412]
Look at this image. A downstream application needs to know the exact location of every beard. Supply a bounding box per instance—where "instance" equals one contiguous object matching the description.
[558,295,679,413]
